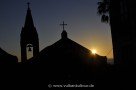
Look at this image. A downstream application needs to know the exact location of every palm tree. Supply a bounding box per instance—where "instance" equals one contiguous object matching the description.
[97,0,110,23]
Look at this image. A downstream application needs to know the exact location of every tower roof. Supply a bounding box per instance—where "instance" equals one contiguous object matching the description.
[21,3,39,46]
[24,2,34,28]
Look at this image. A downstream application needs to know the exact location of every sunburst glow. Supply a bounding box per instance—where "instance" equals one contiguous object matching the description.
[92,49,97,54]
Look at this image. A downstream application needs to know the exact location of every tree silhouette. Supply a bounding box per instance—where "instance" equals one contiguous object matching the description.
[97,0,110,23]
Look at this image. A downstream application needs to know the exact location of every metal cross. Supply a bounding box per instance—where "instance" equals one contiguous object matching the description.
[60,21,67,30]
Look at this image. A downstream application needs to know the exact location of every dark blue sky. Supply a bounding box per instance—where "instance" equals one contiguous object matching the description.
[0,0,113,62]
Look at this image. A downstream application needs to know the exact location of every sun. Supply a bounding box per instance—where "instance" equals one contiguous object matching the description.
[92,49,97,54]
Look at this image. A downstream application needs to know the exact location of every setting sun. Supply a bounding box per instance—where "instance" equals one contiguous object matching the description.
[92,49,97,54]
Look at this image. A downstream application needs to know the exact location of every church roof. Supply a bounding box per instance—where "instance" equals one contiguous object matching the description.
[26,30,107,80]
[38,38,91,61]
[29,31,107,66]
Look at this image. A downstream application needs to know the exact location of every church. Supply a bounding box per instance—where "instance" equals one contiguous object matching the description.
[19,3,107,79]
[20,3,107,64]
[0,3,107,79]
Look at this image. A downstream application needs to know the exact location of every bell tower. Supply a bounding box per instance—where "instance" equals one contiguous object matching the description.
[20,3,39,63]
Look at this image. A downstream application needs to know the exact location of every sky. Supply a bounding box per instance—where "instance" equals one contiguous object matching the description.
[0,0,113,63]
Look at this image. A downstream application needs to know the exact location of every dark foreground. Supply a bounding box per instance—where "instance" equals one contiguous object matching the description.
[0,63,135,89]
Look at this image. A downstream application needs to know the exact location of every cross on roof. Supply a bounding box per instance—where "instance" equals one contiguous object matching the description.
[60,21,67,30]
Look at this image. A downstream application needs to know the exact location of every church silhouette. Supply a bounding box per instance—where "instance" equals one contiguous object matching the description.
[0,3,108,85]
[19,3,106,63]
[1,2,136,88]
[0,2,107,70]
[19,3,107,80]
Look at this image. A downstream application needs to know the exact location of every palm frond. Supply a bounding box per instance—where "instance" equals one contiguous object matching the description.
[97,0,110,23]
